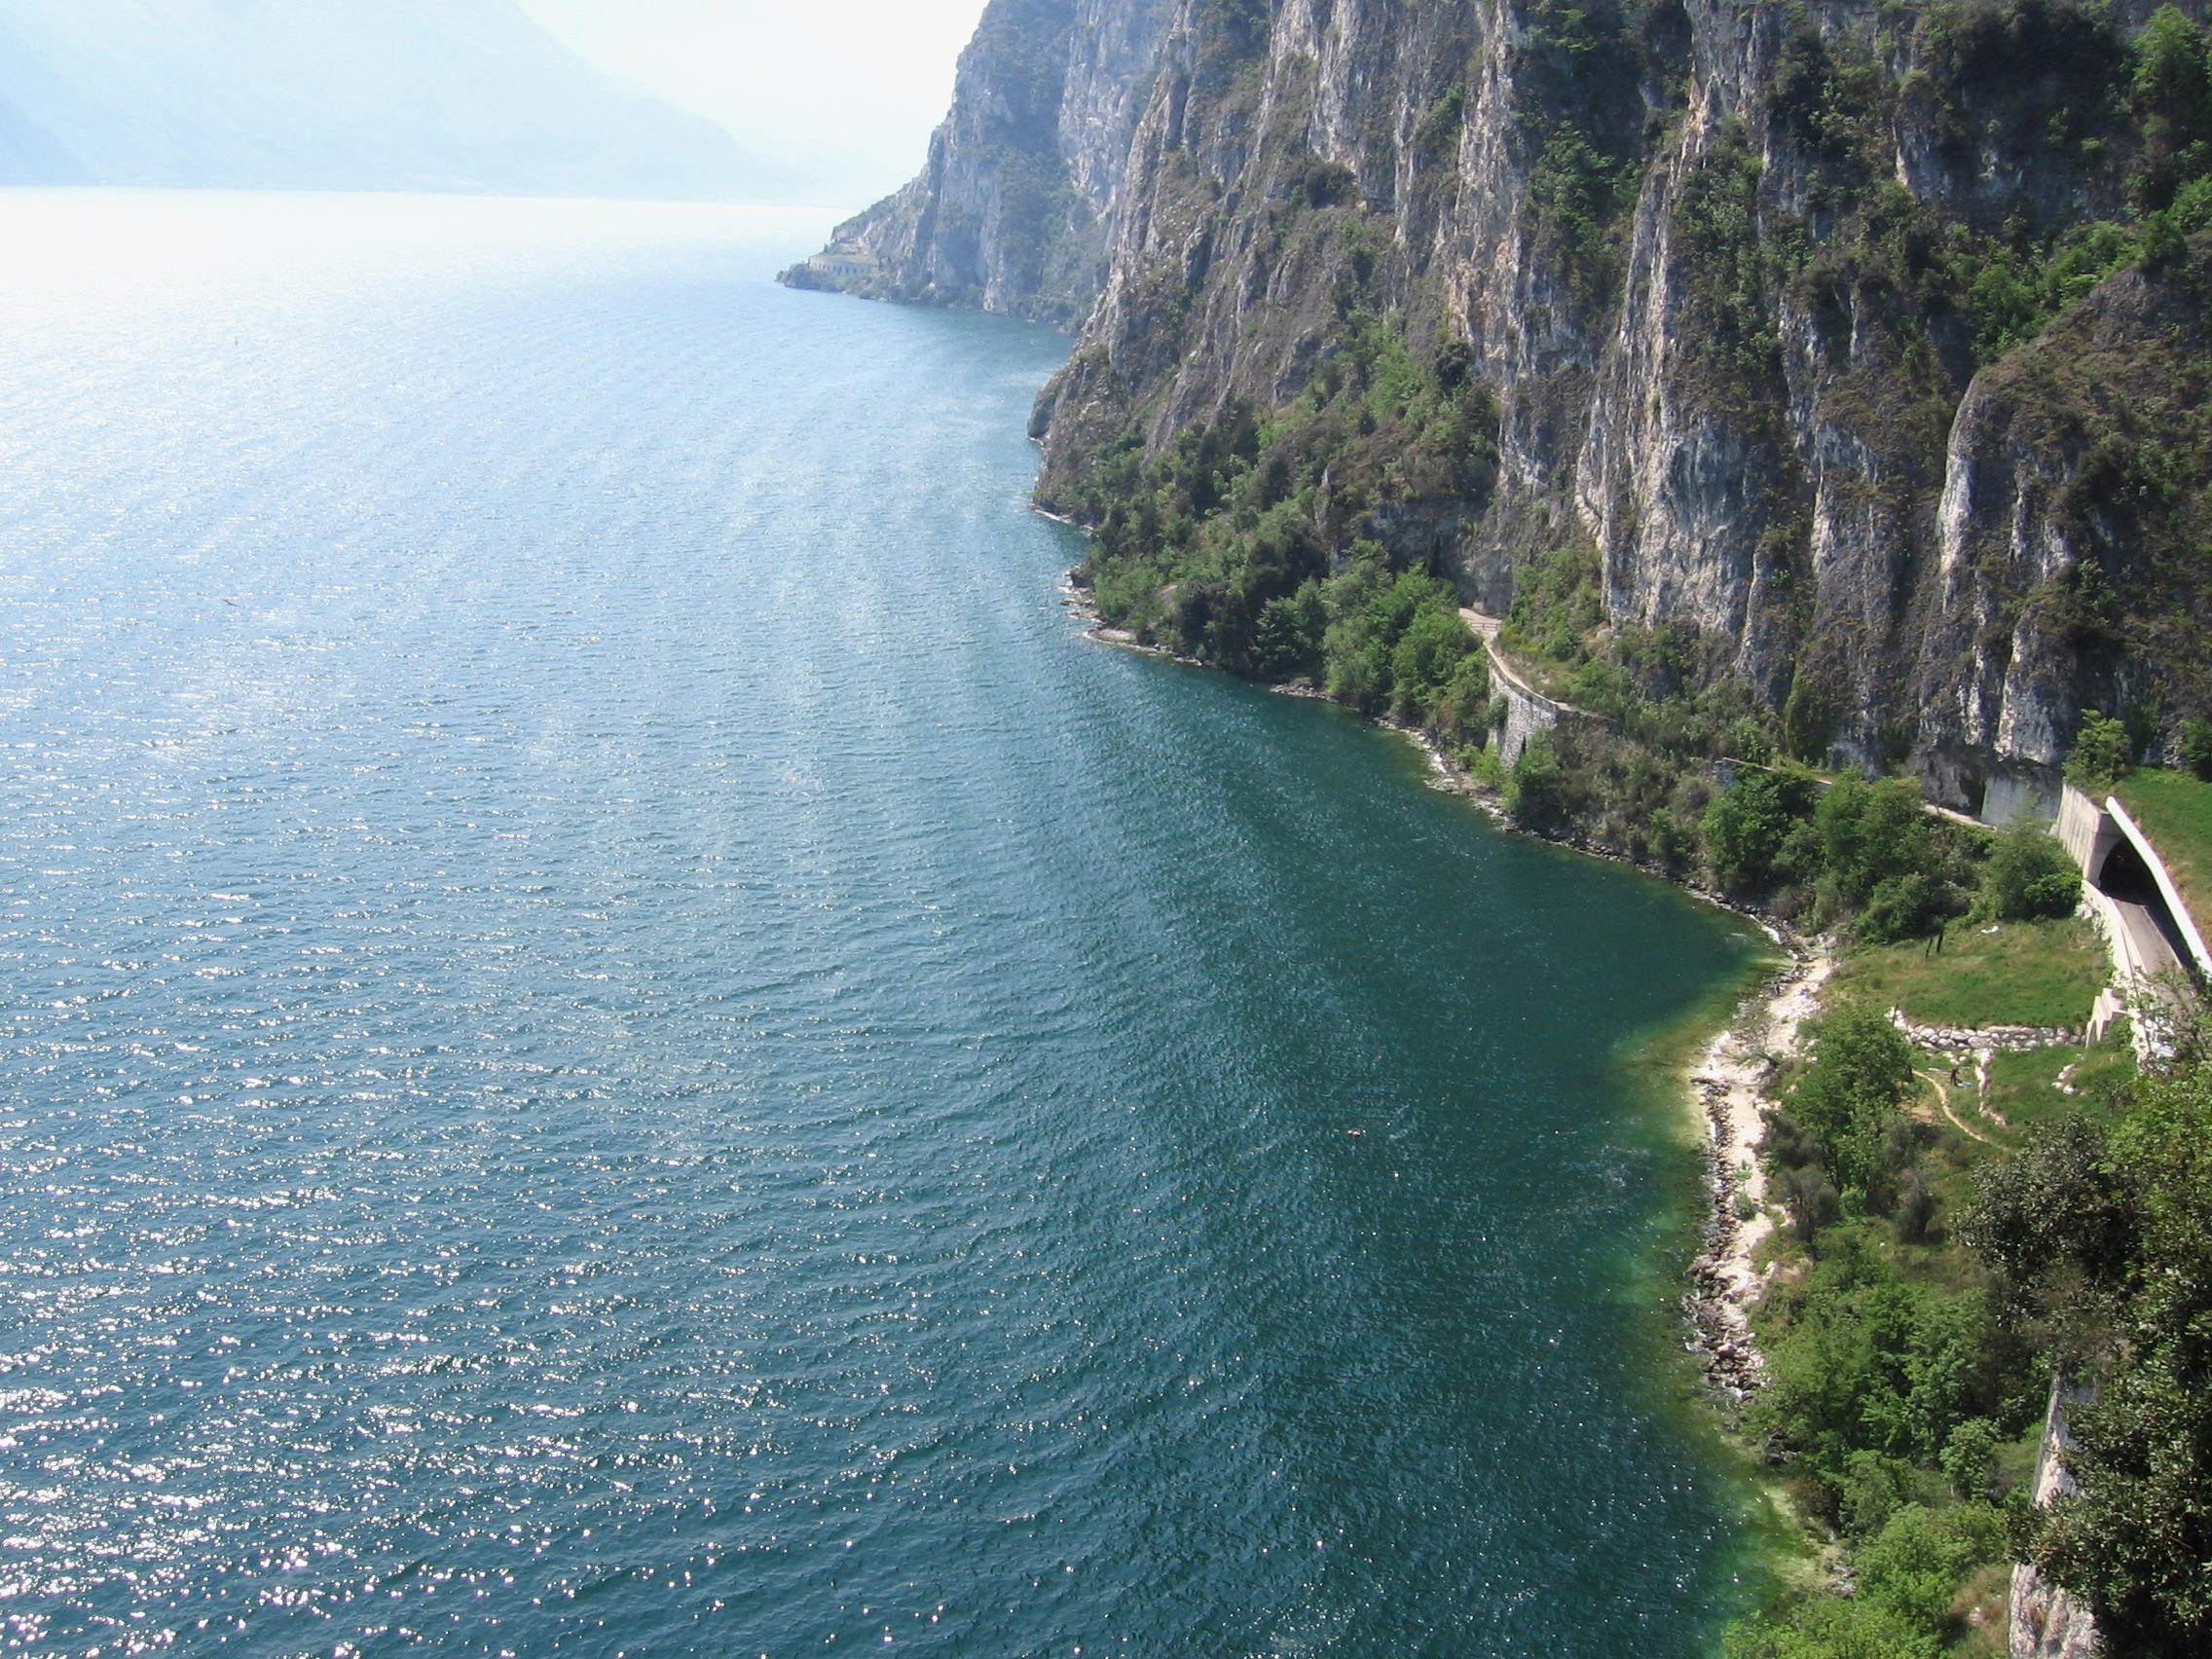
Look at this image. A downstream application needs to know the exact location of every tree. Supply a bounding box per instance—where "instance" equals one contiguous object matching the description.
[1982,820,2084,921]
[1704,768,1822,892]
[2179,717,2212,782]
[2032,1063,2212,1657]
[1427,653,1493,752]
[1788,1007,1917,1195]
[1388,603,1477,721]
[1505,732,1567,829]
[1818,779,1942,937]
[1250,583,1324,679]
[2066,712,2135,794]
[1961,1116,2139,1309]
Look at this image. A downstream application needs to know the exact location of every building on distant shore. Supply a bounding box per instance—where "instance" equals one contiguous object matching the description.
[806,248,878,280]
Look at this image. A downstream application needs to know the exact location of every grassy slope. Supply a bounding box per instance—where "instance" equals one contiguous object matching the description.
[1826,918,2108,1030]
[2113,768,2212,943]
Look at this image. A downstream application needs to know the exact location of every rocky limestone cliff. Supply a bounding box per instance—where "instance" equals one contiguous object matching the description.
[794,0,2212,817]
[783,0,1170,325]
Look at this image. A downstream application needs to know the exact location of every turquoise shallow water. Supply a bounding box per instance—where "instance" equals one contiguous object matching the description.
[0,191,1765,1656]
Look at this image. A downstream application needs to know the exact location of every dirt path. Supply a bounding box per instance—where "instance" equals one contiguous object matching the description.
[1919,1069,1998,1145]
[1457,607,1586,717]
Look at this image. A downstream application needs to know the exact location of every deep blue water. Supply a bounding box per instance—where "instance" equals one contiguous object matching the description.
[0,192,1764,1656]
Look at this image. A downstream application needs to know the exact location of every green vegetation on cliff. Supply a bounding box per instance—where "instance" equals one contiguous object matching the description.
[1072,311,1497,640]
[1051,2,2212,832]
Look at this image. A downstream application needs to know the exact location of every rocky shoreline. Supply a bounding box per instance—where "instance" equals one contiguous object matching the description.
[1685,947,1835,1399]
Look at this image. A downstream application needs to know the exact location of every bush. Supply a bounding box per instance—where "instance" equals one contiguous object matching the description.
[1855,1502,2008,1633]
[2065,710,2135,794]
[1704,767,1823,892]
[1982,821,2084,921]
[1895,1167,1938,1246]
[1788,1007,1919,1195]
[2180,716,2212,781]
[2022,869,2084,917]
[1768,1110,1824,1171]
[1505,733,1568,829]
[1781,1162,1844,1243]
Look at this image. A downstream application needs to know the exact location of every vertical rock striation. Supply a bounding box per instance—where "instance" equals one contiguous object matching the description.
[792,0,2212,813]
[784,0,1172,325]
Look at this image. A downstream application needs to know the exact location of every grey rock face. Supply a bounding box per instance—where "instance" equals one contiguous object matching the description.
[791,0,1171,325]
[809,0,2212,809]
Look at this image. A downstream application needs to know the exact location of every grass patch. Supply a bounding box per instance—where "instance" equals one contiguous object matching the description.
[1829,918,2108,1030]
[1985,1037,2135,1140]
[2113,767,2212,943]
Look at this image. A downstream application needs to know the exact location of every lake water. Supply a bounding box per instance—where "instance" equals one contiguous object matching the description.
[0,192,1766,1656]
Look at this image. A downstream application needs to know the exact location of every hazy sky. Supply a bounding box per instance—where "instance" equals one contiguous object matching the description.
[515,0,988,204]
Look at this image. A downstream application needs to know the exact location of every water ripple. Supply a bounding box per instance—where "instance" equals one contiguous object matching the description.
[0,191,1762,1657]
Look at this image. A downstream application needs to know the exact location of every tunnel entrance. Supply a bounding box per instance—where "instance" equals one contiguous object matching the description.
[2096,836,2201,984]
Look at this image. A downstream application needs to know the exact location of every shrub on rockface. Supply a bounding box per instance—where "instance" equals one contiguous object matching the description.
[2129,6,2212,214]
[2068,710,2137,793]
[1501,540,1603,662]
[2179,716,2212,780]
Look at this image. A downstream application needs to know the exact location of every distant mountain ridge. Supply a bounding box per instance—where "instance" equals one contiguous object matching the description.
[0,77,83,183]
[0,0,793,201]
